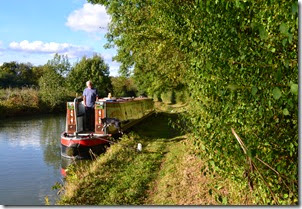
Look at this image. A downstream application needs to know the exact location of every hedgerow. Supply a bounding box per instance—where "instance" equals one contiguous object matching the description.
[89,0,298,204]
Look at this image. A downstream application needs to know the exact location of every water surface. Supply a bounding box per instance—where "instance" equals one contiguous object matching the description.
[0,114,65,205]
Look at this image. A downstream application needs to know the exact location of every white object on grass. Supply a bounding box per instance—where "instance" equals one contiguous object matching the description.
[137,143,142,152]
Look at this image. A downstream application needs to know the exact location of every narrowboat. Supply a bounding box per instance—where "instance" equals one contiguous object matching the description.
[61,96,154,159]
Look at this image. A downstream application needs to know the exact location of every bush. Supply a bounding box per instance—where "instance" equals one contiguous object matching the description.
[39,66,68,109]
[0,88,40,116]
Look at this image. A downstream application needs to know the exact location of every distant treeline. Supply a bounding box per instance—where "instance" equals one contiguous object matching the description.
[0,54,142,109]
[0,54,148,118]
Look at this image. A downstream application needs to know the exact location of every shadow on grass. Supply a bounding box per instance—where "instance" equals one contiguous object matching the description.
[130,112,182,140]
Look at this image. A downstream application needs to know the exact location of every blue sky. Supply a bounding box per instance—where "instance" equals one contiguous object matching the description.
[0,0,120,76]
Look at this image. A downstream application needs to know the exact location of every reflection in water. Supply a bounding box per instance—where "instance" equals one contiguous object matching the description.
[0,114,65,205]
[40,115,65,170]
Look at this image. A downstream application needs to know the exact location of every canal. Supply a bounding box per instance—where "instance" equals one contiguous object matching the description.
[0,114,66,205]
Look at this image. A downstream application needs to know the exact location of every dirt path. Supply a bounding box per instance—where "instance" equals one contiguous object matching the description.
[144,136,218,205]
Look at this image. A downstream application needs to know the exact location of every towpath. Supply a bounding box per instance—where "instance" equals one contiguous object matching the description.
[58,103,249,205]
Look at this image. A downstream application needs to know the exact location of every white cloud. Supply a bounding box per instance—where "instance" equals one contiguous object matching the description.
[9,40,94,58]
[66,3,110,33]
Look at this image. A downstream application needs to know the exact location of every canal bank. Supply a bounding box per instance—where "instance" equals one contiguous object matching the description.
[57,103,185,205]
[0,88,73,118]
[57,103,255,205]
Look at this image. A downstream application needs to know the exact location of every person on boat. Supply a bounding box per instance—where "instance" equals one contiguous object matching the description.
[83,80,98,131]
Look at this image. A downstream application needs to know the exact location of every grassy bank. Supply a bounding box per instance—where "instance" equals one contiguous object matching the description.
[57,102,256,205]
[58,109,182,205]
[0,88,72,118]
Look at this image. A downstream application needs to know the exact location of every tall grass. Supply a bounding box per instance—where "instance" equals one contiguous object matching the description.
[0,87,70,117]
[0,88,41,116]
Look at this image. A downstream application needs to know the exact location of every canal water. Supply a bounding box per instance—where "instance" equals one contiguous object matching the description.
[0,114,66,205]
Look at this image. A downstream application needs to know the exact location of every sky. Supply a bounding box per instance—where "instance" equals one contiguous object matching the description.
[0,0,120,76]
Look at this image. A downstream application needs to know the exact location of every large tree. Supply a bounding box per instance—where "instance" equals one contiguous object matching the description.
[67,54,112,97]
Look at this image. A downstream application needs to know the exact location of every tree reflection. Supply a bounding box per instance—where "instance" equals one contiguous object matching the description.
[39,114,65,171]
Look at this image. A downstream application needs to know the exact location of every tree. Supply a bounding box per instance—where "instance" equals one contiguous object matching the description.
[47,53,71,76]
[0,61,36,88]
[38,66,67,109]
[67,54,112,97]
[38,54,71,108]
[110,76,137,97]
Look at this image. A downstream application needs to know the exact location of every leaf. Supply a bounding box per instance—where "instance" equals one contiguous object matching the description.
[222,197,228,204]
[290,82,298,95]
[279,23,289,35]
[276,68,282,82]
[283,108,289,116]
[272,87,282,100]
[291,2,298,15]
[209,160,215,168]
[227,84,240,91]
[259,25,268,40]
[251,86,258,95]
[206,123,211,129]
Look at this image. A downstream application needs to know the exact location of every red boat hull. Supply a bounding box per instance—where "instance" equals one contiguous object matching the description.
[61,132,110,159]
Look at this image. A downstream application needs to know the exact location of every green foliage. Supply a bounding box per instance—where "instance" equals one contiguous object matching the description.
[38,54,72,109]
[0,87,40,117]
[160,90,188,104]
[38,66,68,109]
[161,91,174,104]
[0,61,38,88]
[90,0,298,205]
[181,1,298,205]
[0,55,70,89]
[67,55,112,97]
[110,76,138,97]
[47,53,71,76]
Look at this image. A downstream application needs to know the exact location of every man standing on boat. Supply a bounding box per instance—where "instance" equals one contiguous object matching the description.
[83,80,98,131]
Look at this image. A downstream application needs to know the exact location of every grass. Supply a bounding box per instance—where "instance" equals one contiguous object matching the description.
[58,110,181,205]
[57,102,255,205]
[146,135,254,205]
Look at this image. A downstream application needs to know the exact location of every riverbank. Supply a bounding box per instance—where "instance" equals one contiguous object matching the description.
[0,88,72,118]
[57,102,254,205]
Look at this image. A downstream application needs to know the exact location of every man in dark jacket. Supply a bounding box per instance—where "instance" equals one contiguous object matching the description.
[83,80,98,131]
